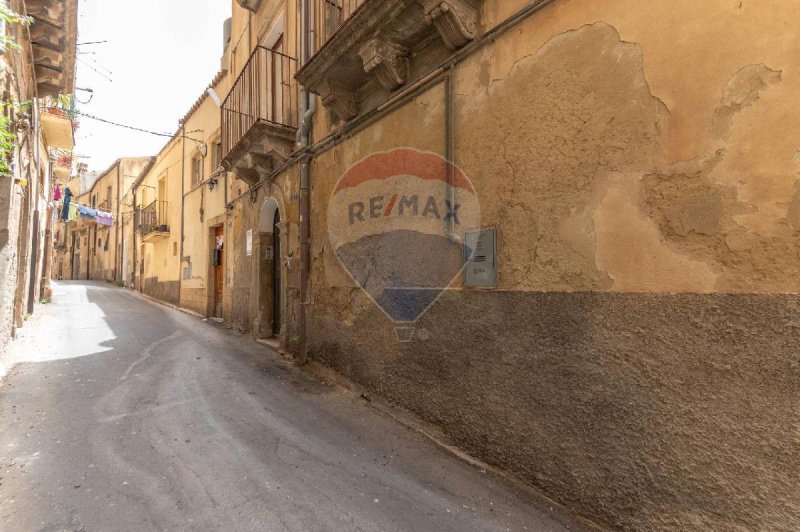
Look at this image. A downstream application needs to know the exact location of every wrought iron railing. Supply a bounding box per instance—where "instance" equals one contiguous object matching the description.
[313,0,366,52]
[221,46,299,160]
[97,200,111,212]
[139,201,169,238]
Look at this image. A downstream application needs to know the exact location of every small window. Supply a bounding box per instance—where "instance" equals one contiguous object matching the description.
[191,154,203,186]
[173,242,178,256]
[211,140,222,171]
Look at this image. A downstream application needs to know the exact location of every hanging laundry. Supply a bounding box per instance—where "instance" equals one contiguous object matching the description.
[78,205,97,219]
[53,184,62,201]
[61,187,73,222]
[213,235,224,266]
[96,211,113,227]
[68,203,78,222]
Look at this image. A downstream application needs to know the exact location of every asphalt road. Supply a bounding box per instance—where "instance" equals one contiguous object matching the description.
[0,281,568,531]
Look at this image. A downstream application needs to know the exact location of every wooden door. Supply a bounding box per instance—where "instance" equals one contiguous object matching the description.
[213,226,224,317]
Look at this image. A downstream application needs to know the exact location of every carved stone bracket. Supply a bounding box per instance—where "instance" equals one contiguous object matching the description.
[236,0,262,13]
[359,37,410,91]
[419,0,478,50]
[319,80,359,121]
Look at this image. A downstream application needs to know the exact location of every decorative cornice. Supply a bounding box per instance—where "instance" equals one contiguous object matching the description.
[359,37,410,91]
[295,0,484,121]
[419,0,478,49]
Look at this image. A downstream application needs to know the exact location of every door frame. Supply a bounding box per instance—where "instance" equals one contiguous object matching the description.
[211,224,225,318]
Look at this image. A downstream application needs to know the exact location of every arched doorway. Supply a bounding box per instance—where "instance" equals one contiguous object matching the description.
[258,197,282,338]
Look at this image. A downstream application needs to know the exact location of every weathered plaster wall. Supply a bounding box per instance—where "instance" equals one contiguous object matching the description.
[224,168,300,345]
[179,89,228,317]
[305,1,800,529]
[137,141,183,290]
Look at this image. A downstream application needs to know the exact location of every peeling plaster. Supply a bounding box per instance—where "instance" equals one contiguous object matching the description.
[712,64,782,140]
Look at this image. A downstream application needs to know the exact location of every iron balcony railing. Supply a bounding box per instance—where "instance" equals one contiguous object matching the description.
[313,0,366,52]
[97,200,111,212]
[139,200,169,238]
[221,46,299,160]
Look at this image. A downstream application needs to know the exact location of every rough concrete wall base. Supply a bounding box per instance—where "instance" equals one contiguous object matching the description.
[309,291,800,530]
[143,278,180,307]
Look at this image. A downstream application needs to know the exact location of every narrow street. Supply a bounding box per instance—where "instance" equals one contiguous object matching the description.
[0,282,568,532]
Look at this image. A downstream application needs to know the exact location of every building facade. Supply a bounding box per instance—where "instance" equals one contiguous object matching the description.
[53,157,151,283]
[0,0,78,352]
[118,0,800,529]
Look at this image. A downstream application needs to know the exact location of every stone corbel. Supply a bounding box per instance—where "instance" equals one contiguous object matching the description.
[359,37,410,91]
[419,0,478,50]
[236,0,262,13]
[318,80,359,121]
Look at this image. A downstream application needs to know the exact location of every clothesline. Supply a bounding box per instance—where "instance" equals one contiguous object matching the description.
[62,199,113,215]
[59,198,115,227]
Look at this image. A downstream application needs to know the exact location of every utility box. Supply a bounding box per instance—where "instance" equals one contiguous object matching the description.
[464,227,497,288]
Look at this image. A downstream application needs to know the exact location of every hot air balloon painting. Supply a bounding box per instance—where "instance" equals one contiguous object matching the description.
[328,148,481,338]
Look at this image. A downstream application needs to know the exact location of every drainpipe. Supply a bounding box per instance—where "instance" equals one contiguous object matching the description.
[298,0,316,364]
[40,164,54,295]
[444,64,456,237]
[27,101,41,314]
[115,161,120,281]
[132,187,137,289]
[180,122,186,298]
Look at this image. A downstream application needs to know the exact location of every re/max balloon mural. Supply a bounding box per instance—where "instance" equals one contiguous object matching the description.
[328,148,481,340]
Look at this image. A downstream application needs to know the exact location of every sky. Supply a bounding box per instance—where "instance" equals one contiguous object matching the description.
[73,0,231,172]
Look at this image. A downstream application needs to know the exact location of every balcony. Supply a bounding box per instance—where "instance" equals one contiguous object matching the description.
[296,0,483,121]
[41,107,76,151]
[313,0,366,52]
[140,201,170,242]
[97,200,111,212]
[50,147,73,181]
[221,46,299,185]
[27,0,79,97]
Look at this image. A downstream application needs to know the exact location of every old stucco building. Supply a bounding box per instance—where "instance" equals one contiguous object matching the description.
[53,157,151,283]
[0,0,78,352]
[112,0,800,529]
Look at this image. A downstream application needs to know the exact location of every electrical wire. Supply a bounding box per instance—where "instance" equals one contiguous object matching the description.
[73,110,204,143]
[77,58,112,82]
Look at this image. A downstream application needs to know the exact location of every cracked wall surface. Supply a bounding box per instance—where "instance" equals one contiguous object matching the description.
[305,0,800,529]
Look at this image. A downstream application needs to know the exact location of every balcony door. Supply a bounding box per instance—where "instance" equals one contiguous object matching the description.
[260,13,287,126]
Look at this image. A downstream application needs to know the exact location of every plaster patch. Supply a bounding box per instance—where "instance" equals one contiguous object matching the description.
[712,64,782,140]
[595,174,716,292]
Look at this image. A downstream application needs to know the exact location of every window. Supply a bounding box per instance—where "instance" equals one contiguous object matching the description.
[158,176,167,203]
[210,139,222,172]
[106,186,112,207]
[172,242,178,256]
[192,153,203,186]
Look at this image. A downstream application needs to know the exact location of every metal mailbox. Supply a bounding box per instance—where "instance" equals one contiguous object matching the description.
[464,227,497,288]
